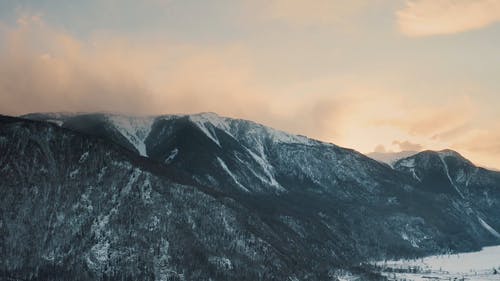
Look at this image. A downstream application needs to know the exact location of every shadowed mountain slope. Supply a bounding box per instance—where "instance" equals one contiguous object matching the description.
[1,113,498,280]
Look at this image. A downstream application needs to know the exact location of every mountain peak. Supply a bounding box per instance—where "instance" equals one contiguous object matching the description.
[22,112,323,155]
[437,149,467,159]
[413,149,474,167]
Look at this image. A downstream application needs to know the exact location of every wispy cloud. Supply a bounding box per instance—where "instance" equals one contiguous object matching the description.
[454,129,500,155]
[446,127,500,169]
[373,96,476,137]
[397,0,500,37]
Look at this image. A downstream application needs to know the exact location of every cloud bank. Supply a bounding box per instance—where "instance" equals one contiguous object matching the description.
[0,15,350,141]
[1,12,500,169]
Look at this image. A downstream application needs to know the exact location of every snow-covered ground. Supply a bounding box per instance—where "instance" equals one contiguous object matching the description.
[373,245,500,280]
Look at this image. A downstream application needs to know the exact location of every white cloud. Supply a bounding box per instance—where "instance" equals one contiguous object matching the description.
[397,0,500,37]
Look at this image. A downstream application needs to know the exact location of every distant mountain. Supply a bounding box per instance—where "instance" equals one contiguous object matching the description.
[367,150,418,166]
[0,112,499,280]
[394,150,500,239]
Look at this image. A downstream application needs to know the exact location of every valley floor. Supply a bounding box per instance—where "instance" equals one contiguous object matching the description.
[372,245,500,281]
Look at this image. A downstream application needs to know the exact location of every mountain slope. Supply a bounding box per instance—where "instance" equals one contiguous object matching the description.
[3,113,499,280]
[394,150,500,239]
[0,115,325,281]
[24,113,500,248]
[25,113,416,195]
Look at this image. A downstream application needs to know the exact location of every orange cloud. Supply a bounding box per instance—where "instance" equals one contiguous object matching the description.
[392,140,422,151]
[0,15,254,115]
[0,15,349,141]
[372,96,476,137]
[397,0,500,37]
[1,13,499,169]
[454,129,500,154]
[374,144,387,153]
[0,19,154,114]
[447,128,500,169]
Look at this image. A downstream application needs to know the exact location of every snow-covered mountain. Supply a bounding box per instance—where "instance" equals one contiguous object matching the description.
[24,112,379,194]
[394,150,500,239]
[1,112,499,280]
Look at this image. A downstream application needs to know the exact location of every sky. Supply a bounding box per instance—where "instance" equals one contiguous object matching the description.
[0,0,499,169]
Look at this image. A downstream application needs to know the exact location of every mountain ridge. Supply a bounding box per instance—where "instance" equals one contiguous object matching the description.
[1,112,499,280]
[25,112,487,171]
[18,113,500,238]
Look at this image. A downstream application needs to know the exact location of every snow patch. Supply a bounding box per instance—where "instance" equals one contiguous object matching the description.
[397,158,422,181]
[87,213,112,268]
[331,270,359,281]
[478,217,500,239]
[189,112,312,147]
[165,148,178,164]
[122,168,141,194]
[374,245,500,280]
[90,240,110,263]
[399,158,415,168]
[141,174,153,204]
[107,115,155,156]
[245,148,285,191]
[46,119,64,126]
[91,214,109,237]
[188,113,235,147]
[79,151,89,163]
[264,127,311,145]
[411,169,421,182]
[69,168,79,178]
[149,215,160,231]
[216,157,249,192]
[208,256,233,270]
[439,154,465,198]
[401,232,420,248]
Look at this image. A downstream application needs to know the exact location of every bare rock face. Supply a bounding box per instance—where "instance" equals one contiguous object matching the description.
[1,113,499,280]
